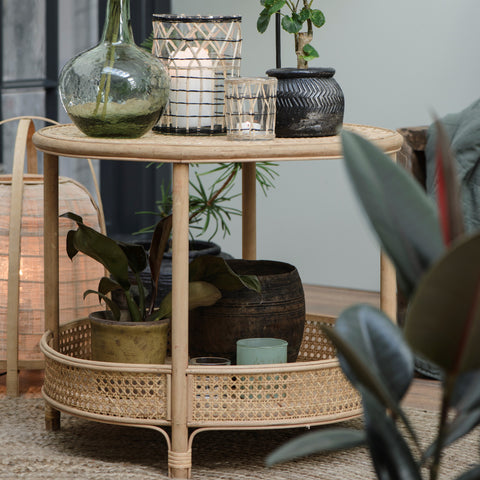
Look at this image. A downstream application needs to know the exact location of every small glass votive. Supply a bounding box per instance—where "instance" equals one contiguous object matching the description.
[224,77,277,141]
[236,338,288,365]
[190,357,231,366]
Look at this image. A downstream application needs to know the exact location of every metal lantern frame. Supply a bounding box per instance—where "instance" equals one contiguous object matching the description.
[152,14,242,135]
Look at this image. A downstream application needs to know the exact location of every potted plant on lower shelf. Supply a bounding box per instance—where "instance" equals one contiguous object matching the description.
[257,0,344,137]
[266,125,480,479]
[62,212,260,365]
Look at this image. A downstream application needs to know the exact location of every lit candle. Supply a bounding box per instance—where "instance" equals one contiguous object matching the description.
[169,47,214,130]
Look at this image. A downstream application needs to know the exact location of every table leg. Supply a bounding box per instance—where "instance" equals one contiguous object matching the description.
[242,162,256,260]
[43,153,60,430]
[380,253,397,323]
[169,163,191,479]
[380,151,398,324]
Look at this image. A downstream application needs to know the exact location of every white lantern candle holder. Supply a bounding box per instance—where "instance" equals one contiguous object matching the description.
[152,14,242,135]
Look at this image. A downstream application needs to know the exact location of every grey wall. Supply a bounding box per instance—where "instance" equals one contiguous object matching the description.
[173,0,480,291]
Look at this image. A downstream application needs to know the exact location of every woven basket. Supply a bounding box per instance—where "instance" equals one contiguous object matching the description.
[0,117,105,395]
[40,313,362,427]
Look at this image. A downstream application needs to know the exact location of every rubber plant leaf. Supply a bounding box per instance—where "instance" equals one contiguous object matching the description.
[265,428,366,467]
[455,465,480,480]
[335,304,414,402]
[452,371,480,412]
[363,391,422,480]
[323,305,419,446]
[152,281,221,321]
[341,130,444,298]
[148,215,172,314]
[188,255,261,293]
[423,407,480,462]
[404,231,480,374]
[61,212,130,290]
[433,118,465,245]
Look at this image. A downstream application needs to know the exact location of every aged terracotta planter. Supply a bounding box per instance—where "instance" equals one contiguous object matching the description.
[89,311,170,364]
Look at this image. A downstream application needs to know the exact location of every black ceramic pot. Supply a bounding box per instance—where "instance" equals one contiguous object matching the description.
[189,259,306,363]
[266,67,344,138]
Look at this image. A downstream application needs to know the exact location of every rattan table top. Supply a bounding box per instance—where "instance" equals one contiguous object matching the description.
[33,123,403,163]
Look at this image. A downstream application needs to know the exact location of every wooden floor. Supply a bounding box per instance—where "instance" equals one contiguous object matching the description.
[1,284,441,411]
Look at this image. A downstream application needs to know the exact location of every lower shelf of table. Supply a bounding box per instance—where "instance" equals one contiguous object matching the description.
[40,315,362,429]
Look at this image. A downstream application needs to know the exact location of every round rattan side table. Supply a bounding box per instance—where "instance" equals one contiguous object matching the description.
[34,124,403,478]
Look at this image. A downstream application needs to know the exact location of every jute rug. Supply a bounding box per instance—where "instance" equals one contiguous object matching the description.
[0,397,478,479]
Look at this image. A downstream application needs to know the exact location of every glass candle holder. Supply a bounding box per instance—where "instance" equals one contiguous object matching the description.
[189,357,231,366]
[152,14,242,135]
[236,338,287,365]
[224,77,277,141]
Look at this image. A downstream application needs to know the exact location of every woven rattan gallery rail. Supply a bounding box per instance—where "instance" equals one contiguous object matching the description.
[33,124,403,479]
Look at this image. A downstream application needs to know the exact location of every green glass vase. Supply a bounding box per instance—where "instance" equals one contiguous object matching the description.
[59,0,170,138]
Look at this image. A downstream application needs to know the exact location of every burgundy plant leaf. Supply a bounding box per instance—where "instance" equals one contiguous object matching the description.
[434,118,465,245]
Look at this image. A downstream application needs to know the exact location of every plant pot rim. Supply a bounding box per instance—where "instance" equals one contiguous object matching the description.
[266,67,335,79]
[89,310,170,327]
[225,259,298,277]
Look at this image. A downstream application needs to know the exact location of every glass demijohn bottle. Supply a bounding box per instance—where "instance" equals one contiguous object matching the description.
[59,0,170,138]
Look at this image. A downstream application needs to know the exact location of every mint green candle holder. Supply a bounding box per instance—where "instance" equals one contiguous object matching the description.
[236,338,288,365]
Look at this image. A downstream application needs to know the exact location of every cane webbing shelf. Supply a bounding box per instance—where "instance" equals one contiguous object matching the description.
[33,123,403,478]
[40,314,361,428]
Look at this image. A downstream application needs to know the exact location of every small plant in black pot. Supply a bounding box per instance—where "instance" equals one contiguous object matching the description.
[257,0,344,137]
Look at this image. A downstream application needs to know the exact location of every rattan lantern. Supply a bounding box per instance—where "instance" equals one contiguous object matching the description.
[0,117,105,396]
[152,14,242,135]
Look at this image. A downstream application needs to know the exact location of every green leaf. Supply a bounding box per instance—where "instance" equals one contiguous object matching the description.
[188,256,261,293]
[310,9,326,28]
[341,130,445,298]
[60,212,131,290]
[65,230,78,260]
[155,281,221,320]
[424,407,480,461]
[281,15,302,34]
[266,428,366,467]
[257,9,271,33]
[363,392,422,480]
[323,307,419,447]
[98,276,122,295]
[267,0,285,15]
[298,8,310,23]
[335,305,414,402]
[405,232,480,374]
[118,241,147,274]
[83,289,121,320]
[301,44,319,61]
